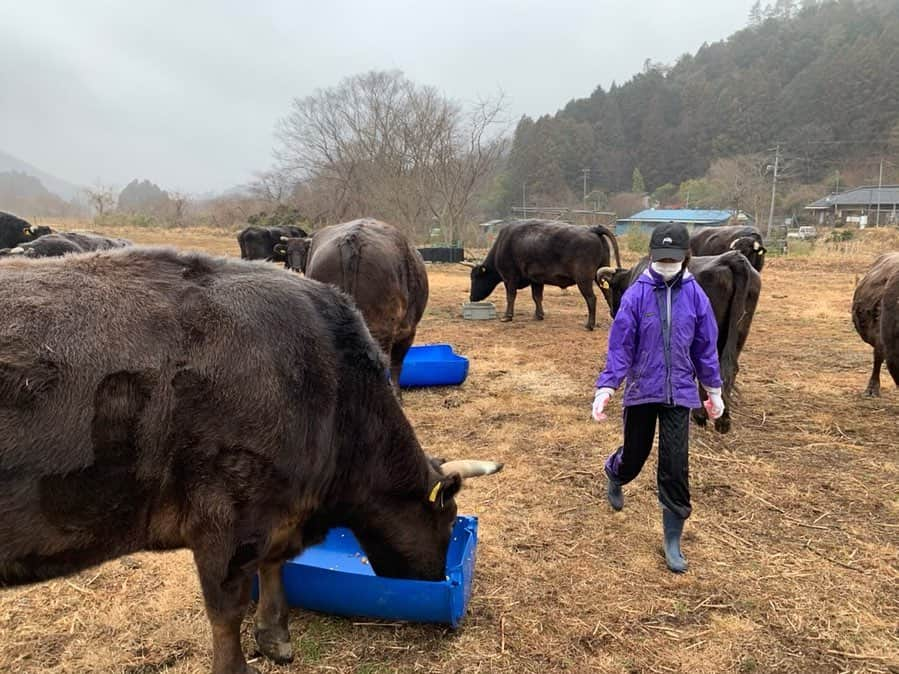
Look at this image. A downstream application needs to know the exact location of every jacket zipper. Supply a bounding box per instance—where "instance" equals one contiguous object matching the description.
[665,283,673,404]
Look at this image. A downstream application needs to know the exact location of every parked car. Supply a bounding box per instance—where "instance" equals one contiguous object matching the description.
[787,226,817,240]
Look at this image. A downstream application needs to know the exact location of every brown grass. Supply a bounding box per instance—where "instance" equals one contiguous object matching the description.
[1,227,897,674]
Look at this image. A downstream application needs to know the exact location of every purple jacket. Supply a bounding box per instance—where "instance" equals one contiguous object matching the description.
[595,268,722,408]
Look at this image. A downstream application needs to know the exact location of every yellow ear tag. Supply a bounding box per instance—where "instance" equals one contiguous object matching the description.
[600,280,610,289]
[428,482,442,503]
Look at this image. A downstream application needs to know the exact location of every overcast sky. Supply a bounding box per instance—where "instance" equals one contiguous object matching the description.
[1,1,751,194]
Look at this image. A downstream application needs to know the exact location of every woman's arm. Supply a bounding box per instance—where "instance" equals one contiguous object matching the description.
[690,289,723,390]
[595,290,639,390]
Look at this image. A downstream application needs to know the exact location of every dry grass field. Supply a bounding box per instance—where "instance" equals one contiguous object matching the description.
[0,225,897,674]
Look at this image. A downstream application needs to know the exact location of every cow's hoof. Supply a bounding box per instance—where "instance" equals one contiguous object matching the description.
[691,411,708,427]
[534,314,544,321]
[713,417,731,434]
[500,315,513,322]
[254,627,293,664]
[864,388,880,398]
[584,324,595,332]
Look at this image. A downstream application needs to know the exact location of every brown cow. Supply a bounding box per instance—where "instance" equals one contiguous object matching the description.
[0,247,500,674]
[880,266,899,389]
[276,219,429,391]
[853,252,899,395]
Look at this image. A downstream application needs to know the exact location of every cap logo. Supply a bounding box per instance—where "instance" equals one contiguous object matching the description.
[663,237,673,244]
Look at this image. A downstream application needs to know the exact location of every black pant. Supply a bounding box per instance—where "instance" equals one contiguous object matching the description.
[604,403,692,519]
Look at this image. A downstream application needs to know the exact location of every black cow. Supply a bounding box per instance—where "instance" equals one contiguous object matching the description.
[0,247,500,674]
[0,211,51,249]
[237,225,308,262]
[690,224,766,272]
[596,250,761,433]
[276,219,429,392]
[852,252,899,396]
[467,219,621,330]
[0,231,131,258]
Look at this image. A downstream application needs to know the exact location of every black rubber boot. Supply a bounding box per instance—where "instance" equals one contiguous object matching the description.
[662,508,688,573]
[607,477,624,511]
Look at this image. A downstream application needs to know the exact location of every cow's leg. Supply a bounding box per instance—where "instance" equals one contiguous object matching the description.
[253,561,293,664]
[577,278,597,331]
[692,385,709,427]
[531,283,545,320]
[865,347,883,397]
[501,282,517,322]
[192,532,260,674]
[390,336,415,400]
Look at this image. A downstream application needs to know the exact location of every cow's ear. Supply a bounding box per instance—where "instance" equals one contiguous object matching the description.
[427,473,462,510]
[273,243,287,256]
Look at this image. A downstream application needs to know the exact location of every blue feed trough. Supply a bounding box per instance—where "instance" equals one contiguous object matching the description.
[398,344,469,388]
[254,516,478,627]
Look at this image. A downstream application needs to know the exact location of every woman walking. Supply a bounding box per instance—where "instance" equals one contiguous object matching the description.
[592,222,724,572]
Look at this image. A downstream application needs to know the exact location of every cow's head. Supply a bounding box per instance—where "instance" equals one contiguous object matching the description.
[25,225,52,241]
[465,261,502,302]
[352,459,502,580]
[274,236,311,271]
[596,267,635,317]
[729,236,766,271]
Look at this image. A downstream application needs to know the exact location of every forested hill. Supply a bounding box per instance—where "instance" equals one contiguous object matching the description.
[502,0,899,204]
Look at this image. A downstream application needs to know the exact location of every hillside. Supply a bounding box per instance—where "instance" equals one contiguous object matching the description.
[499,0,899,208]
[0,150,83,202]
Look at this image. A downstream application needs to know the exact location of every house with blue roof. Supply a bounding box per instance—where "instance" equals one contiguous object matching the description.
[615,209,754,236]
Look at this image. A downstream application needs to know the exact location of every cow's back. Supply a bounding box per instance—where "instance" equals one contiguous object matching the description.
[495,220,612,278]
[0,247,383,582]
[305,219,428,349]
[853,252,899,347]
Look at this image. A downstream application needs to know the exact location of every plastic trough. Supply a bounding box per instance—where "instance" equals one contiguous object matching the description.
[398,343,469,388]
[252,516,479,627]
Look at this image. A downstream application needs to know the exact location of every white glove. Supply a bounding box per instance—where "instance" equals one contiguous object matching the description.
[592,387,615,422]
[703,386,725,420]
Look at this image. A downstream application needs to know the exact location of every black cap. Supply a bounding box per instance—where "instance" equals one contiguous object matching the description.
[649,222,689,261]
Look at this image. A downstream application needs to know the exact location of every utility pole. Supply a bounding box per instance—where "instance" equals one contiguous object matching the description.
[581,168,590,208]
[876,157,884,227]
[766,144,780,237]
[522,183,527,218]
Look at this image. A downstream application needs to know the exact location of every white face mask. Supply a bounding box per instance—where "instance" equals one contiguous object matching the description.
[651,261,683,280]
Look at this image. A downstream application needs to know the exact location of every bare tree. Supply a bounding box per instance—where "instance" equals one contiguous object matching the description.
[168,191,190,226]
[84,182,116,218]
[274,70,507,240]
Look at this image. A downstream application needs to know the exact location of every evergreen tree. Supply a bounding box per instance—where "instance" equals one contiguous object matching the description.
[632,168,646,193]
[749,1,763,26]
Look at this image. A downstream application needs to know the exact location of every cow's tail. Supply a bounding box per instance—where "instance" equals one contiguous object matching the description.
[337,230,364,298]
[719,256,759,396]
[590,224,621,268]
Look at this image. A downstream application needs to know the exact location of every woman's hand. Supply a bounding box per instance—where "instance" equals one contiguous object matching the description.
[592,388,615,422]
[703,387,725,420]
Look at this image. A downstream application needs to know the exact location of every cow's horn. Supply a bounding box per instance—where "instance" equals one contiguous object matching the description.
[596,266,616,278]
[440,460,503,478]
[458,261,477,268]
[753,241,760,250]
[10,247,25,255]
[280,236,289,242]
[729,239,739,249]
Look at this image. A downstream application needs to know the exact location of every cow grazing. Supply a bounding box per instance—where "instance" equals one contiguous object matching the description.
[690,225,766,272]
[0,231,131,258]
[596,250,761,433]
[466,219,621,330]
[0,247,500,674]
[0,211,51,249]
[237,225,308,262]
[276,219,429,391]
[852,252,899,396]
